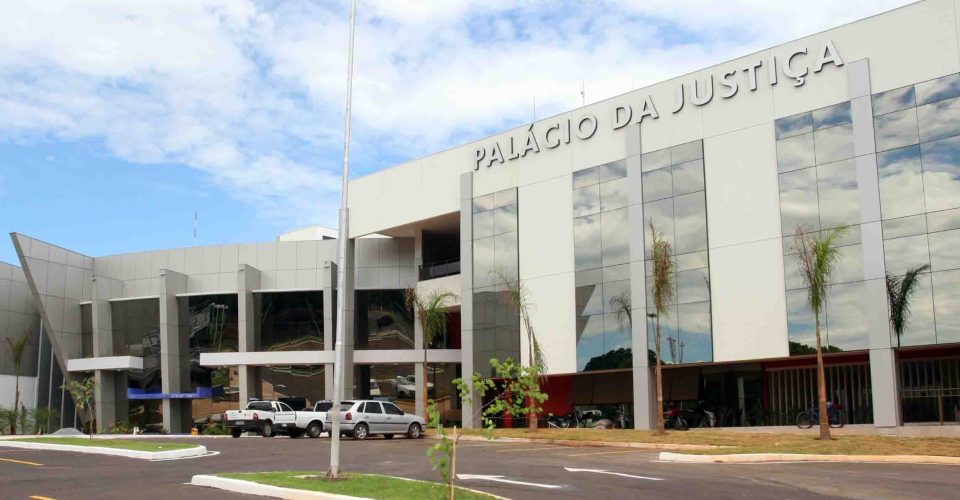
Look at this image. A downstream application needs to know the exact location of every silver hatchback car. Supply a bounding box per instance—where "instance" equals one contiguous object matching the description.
[325,400,426,440]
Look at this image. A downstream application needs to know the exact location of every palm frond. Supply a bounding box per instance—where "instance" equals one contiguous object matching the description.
[794,225,848,317]
[609,292,632,326]
[886,263,931,343]
[650,222,675,314]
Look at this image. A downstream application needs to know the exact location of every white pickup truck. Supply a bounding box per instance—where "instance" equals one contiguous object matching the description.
[224,400,330,438]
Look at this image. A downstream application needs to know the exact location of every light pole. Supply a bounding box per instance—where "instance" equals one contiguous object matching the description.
[328,0,358,479]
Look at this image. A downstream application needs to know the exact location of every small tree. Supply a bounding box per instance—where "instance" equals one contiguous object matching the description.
[649,223,674,436]
[405,288,459,417]
[4,331,29,435]
[794,225,847,440]
[61,377,97,439]
[30,406,60,434]
[428,357,548,499]
[886,264,931,349]
[496,268,547,429]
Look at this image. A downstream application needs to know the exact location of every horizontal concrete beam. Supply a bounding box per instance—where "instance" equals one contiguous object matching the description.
[353,349,462,364]
[200,351,336,366]
[67,356,143,372]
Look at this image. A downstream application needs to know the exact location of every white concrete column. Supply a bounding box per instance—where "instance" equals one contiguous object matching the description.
[91,275,121,432]
[339,238,356,399]
[237,264,261,408]
[459,172,479,428]
[159,269,189,433]
[323,262,336,399]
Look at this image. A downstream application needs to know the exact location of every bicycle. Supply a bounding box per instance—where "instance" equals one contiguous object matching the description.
[796,402,844,429]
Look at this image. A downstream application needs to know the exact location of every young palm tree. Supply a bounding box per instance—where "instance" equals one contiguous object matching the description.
[794,225,848,440]
[650,223,674,436]
[4,331,29,435]
[405,288,459,416]
[886,264,931,349]
[496,267,547,429]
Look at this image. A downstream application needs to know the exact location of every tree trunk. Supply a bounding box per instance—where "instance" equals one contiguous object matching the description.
[814,316,831,440]
[11,373,20,435]
[655,318,665,436]
[423,356,429,418]
[450,426,457,500]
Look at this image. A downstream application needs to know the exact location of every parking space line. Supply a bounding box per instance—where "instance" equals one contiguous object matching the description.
[30,496,58,500]
[0,457,44,466]
[566,449,647,457]
[495,446,565,453]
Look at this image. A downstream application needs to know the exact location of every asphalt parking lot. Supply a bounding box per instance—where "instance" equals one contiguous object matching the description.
[2,435,959,499]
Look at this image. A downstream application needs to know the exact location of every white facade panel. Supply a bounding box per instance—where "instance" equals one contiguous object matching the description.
[518,175,575,280]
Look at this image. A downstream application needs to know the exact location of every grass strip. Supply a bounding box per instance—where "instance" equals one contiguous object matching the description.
[447,428,960,457]
[12,437,197,452]
[219,471,497,500]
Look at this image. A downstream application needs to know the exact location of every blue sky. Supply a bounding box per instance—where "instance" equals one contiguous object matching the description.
[0,0,911,265]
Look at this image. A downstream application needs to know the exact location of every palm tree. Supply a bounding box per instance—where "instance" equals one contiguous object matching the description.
[794,225,847,440]
[496,267,547,428]
[4,331,29,435]
[886,264,931,349]
[405,288,459,417]
[650,223,674,436]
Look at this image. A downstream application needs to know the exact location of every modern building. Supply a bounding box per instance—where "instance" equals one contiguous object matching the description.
[6,0,960,433]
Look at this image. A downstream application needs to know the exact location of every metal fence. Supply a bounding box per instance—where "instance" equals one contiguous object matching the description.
[766,363,873,426]
[899,356,960,424]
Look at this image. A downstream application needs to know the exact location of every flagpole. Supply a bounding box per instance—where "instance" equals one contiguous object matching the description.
[328,0,357,479]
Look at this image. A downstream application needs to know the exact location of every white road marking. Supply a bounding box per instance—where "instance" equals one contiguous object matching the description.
[564,467,663,481]
[150,451,221,461]
[457,473,563,489]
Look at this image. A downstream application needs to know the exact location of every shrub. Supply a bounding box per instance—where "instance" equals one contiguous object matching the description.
[201,422,230,435]
[108,420,135,434]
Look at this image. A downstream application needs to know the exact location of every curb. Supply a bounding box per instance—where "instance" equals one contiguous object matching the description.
[191,475,369,500]
[0,440,208,460]
[445,434,721,451]
[658,451,960,465]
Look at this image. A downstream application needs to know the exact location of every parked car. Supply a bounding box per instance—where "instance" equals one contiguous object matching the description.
[395,375,434,399]
[324,400,425,440]
[223,399,329,438]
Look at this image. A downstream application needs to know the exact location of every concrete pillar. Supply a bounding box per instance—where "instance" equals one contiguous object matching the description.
[159,269,189,433]
[848,58,900,427]
[341,237,356,399]
[626,122,654,430]
[322,262,336,399]
[459,172,479,428]
[413,228,427,417]
[91,275,121,432]
[237,264,261,407]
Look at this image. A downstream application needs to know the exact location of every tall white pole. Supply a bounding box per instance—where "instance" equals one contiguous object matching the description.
[328,0,357,479]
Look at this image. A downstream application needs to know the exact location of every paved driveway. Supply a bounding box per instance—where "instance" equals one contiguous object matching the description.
[1,435,958,499]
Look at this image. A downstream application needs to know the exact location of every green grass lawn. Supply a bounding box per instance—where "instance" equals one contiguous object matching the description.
[219,472,497,500]
[446,428,960,457]
[12,437,198,452]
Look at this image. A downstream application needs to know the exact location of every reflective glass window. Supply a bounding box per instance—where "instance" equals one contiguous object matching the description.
[825,282,868,351]
[814,122,854,164]
[641,169,672,202]
[494,205,518,234]
[258,292,321,351]
[573,215,602,271]
[602,264,631,283]
[672,159,705,196]
[872,85,916,116]
[576,315,604,370]
[641,148,670,172]
[355,290,414,350]
[933,270,960,343]
[783,253,803,290]
[494,231,519,278]
[916,74,960,105]
[494,188,517,208]
[817,159,859,229]
[575,268,602,287]
[673,192,708,254]
[813,102,852,130]
[927,208,960,232]
[786,289,817,354]
[472,194,495,213]
[601,208,629,267]
[928,229,960,271]
[779,167,820,235]
[877,145,926,219]
[884,234,930,276]
[676,251,708,271]
[775,112,813,140]
[472,236,495,287]
[874,107,919,152]
[643,198,674,258]
[677,268,710,304]
[832,244,864,285]
[602,279,631,314]
[600,313,632,366]
[676,302,712,364]
[473,210,495,239]
[572,185,601,217]
[882,215,927,240]
[920,135,960,212]
[575,284,604,316]
[917,96,960,143]
[646,307,679,364]
[598,160,627,182]
[776,133,815,173]
[599,178,628,212]
[897,272,936,347]
[671,141,703,165]
[573,167,599,189]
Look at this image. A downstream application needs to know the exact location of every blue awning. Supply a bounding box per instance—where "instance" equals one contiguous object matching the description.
[127,386,213,400]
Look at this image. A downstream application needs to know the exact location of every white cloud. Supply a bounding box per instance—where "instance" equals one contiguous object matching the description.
[0,0,912,228]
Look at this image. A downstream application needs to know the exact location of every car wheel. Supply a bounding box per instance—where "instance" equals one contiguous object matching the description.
[407,423,422,439]
[306,422,323,439]
[231,429,242,438]
[383,433,395,439]
[261,421,274,438]
[353,423,369,441]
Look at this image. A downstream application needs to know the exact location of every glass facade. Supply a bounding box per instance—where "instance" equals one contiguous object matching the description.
[186,294,239,419]
[261,365,325,410]
[111,298,162,425]
[355,364,416,414]
[472,188,520,376]
[572,159,633,371]
[355,290,414,349]
[874,74,960,346]
[258,291,324,351]
[642,140,713,364]
[776,101,870,354]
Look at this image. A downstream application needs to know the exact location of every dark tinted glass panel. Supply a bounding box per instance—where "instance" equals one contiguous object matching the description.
[355,290,414,350]
[920,135,960,212]
[874,108,919,152]
[355,364,416,414]
[814,122,854,164]
[777,133,815,173]
[258,292,321,351]
[776,113,813,140]
[112,299,161,391]
[877,145,926,219]
[917,96,960,143]
[916,74,960,105]
[812,102,851,130]
[872,85,916,116]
